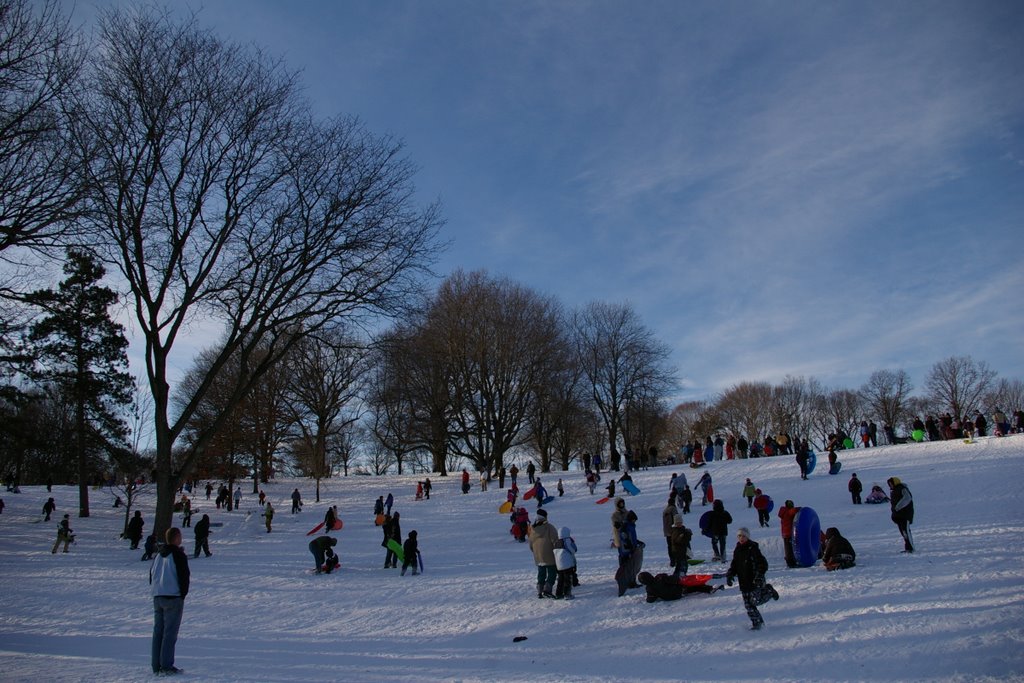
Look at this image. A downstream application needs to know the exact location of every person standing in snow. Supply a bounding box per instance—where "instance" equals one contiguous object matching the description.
[557,479,564,497]
[848,473,863,505]
[526,461,536,485]
[680,485,693,514]
[725,527,778,630]
[264,502,274,533]
[888,477,915,553]
[291,488,302,514]
[662,496,680,565]
[529,508,558,598]
[127,510,145,549]
[795,441,810,480]
[383,512,401,568]
[697,472,712,506]
[553,526,577,599]
[707,499,733,562]
[753,489,771,528]
[778,500,800,568]
[324,505,338,532]
[180,496,192,528]
[150,527,189,674]
[401,530,420,576]
[384,492,394,515]
[374,496,385,516]
[669,515,693,578]
[193,514,212,558]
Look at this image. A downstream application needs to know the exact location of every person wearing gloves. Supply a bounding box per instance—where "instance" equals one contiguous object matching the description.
[725,527,778,630]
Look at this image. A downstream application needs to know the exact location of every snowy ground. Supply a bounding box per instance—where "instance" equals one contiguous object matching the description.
[1,436,1023,682]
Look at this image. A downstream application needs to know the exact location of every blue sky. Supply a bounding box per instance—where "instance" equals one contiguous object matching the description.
[64,1,1024,401]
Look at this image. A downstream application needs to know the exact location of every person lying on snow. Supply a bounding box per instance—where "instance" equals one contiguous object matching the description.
[638,571,724,602]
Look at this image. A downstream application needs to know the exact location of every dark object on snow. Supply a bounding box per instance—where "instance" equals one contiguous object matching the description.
[513,636,528,642]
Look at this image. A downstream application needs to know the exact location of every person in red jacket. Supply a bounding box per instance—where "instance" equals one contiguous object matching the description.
[777,500,800,568]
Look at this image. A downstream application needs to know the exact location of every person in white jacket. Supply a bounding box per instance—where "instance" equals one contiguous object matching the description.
[553,526,577,600]
[150,527,190,675]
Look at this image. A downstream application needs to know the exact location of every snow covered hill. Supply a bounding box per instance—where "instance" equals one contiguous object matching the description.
[2,435,1023,682]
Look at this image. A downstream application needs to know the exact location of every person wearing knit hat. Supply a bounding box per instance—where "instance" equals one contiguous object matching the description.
[725,527,778,630]
[529,508,558,598]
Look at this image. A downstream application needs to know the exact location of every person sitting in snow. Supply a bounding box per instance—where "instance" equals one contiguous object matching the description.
[821,527,856,571]
[865,484,889,504]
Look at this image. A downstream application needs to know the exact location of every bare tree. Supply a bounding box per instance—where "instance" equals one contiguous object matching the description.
[432,271,564,476]
[859,369,914,431]
[526,334,591,472]
[0,0,85,259]
[285,332,368,500]
[716,382,773,443]
[573,301,675,469]
[73,10,441,538]
[810,388,862,445]
[985,378,1024,415]
[925,356,997,423]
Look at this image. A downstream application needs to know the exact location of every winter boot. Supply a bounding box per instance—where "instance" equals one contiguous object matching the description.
[542,582,555,599]
[537,582,545,599]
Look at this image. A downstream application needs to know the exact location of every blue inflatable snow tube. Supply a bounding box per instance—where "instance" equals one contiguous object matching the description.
[805,451,817,475]
[699,511,713,538]
[705,445,714,462]
[793,507,821,567]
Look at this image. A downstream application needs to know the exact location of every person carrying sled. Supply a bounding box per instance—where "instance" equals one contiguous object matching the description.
[725,527,778,630]
[778,499,800,568]
[795,441,810,480]
[888,477,915,553]
[383,511,402,568]
[401,530,419,576]
[821,527,856,571]
[848,473,863,505]
[127,510,145,549]
[697,472,712,506]
[529,508,558,598]
[52,514,73,553]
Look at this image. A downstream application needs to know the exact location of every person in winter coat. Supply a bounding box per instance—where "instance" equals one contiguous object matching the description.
[610,498,628,549]
[264,502,274,533]
[43,497,56,521]
[671,472,688,498]
[742,479,757,507]
[193,514,212,558]
[309,535,338,573]
[423,478,432,500]
[127,510,145,549]
[669,515,693,578]
[553,526,577,599]
[150,527,190,674]
[974,411,987,437]
[586,471,597,495]
[141,533,158,561]
[557,479,564,497]
[324,505,338,532]
[52,514,73,553]
[795,441,810,480]
[725,527,778,630]
[180,496,192,528]
[616,510,644,596]
[707,499,733,562]
[291,488,302,514]
[697,472,712,506]
[821,527,856,570]
[680,485,693,514]
[753,489,771,528]
[384,492,394,515]
[778,500,799,568]
[529,509,558,598]
[401,530,419,576]
[526,461,536,485]
[205,483,213,500]
[233,488,241,510]
[258,490,266,506]
[888,477,915,553]
[865,484,889,504]
[383,512,402,568]
[509,464,519,486]
[639,571,722,602]
[374,496,385,516]
[534,479,547,508]
[606,478,616,498]
[848,473,863,504]
[662,497,680,564]
[511,506,530,542]
[461,468,471,494]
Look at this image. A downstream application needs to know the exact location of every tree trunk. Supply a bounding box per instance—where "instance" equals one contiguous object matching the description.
[76,400,90,518]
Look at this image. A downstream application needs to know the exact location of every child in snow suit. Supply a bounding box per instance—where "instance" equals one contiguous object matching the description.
[725,527,778,630]
[865,485,889,504]
[511,506,530,542]
[742,479,756,507]
[669,515,692,578]
[553,526,577,599]
[401,530,419,575]
[141,534,158,561]
[264,502,274,533]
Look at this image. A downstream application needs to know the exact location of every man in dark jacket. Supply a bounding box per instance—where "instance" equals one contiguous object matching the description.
[193,514,212,558]
[150,527,190,674]
[848,473,863,505]
[707,500,733,562]
[822,527,856,570]
[888,477,915,553]
[725,527,777,630]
